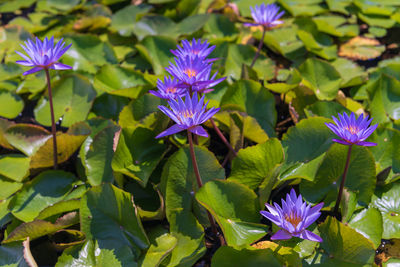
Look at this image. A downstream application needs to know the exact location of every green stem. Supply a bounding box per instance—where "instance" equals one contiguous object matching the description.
[334,145,353,218]
[44,69,58,170]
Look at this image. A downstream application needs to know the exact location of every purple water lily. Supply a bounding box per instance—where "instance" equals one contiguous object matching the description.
[166,56,225,93]
[171,38,216,62]
[325,112,378,146]
[16,36,72,75]
[244,3,284,29]
[156,92,219,138]
[149,76,186,100]
[261,189,323,242]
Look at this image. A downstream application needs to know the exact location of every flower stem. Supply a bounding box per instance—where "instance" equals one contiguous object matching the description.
[44,69,58,170]
[187,130,226,245]
[334,145,353,218]
[210,118,237,157]
[250,28,266,68]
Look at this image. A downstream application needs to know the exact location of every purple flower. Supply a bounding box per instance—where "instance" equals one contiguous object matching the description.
[261,189,323,242]
[244,3,284,28]
[166,56,225,93]
[156,92,219,138]
[171,38,216,62]
[16,36,72,75]
[149,77,186,100]
[325,112,378,146]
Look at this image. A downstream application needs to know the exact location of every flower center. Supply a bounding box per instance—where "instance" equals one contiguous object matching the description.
[192,50,199,55]
[184,69,197,78]
[285,212,302,228]
[346,126,358,134]
[166,87,177,94]
[182,110,194,119]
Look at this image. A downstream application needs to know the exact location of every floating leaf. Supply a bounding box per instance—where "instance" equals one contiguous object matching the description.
[372,183,400,239]
[30,122,91,169]
[211,246,281,267]
[297,58,342,101]
[338,36,385,61]
[140,233,177,267]
[300,144,376,206]
[56,239,130,267]
[94,65,152,98]
[10,170,77,222]
[4,124,51,156]
[349,207,383,248]
[112,127,167,187]
[80,183,149,261]
[3,212,79,243]
[319,217,375,265]
[0,155,29,182]
[220,80,276,137]
[34,74,97,127]
[196,180,268,248]
[80,120,120,186]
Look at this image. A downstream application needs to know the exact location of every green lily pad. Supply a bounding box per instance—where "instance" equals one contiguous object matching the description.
[297,58,343,101]
[0,90,24,119]
[56,239,131,267]
[349,207,383,248]
[319,217,375,265]
[161,146,224,266]
[94,65,152,98]
[140,233,177,267]
[0,242,28,267]
[80,120,120,186]
[196,180,268,248]
[3,212,79,243]
[110,4,152,36]
[112,126,167,187]
[61,35,118,74]
[300,144,376,206]
[0,155,29,182]
[80,183,149,261]
[367,74,400,123]
[372,183,400,239]
[10,170,77,222]
[220,80,276,137]
[34,74,97,127]
[211,246,281,267]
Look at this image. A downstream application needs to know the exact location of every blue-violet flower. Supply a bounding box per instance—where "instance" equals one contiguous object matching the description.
[171,38,216,62]
[261,189,323,242]
[244,3,284,28]
[156,92,219,138]
[325,112,378,146]
[149,76,186,100]
[16,36,72,75]
[165,56,225,93]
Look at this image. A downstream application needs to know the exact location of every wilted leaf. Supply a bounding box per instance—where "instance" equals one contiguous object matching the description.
[339,36,385,60]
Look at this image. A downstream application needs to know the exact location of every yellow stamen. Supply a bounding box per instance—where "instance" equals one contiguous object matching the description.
[184,69,196,78]
[182,110,194,119]
[166,87,177,94]
[285,213,302,228]
[346,126,358,134]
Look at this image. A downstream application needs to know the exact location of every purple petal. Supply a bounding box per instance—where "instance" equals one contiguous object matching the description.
[51,62,72,70]
[332,138,351,145]
[356,141,377,146]
[23,66,43,75]
[271,229,292,240]
[15,60,33,66]
[189,125,208,137]
[260,211,281,226]
[299,230,323,242]
[156,124,185,138]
